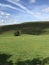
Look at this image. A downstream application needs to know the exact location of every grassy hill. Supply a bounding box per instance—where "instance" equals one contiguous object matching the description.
[0,21,49,35]
[0,21,49,65]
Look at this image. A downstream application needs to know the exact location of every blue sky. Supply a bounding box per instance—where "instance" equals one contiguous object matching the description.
[0,0,49,25]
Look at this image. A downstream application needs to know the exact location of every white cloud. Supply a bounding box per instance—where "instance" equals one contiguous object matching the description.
[9,0,20,2]
[0,15,19,26]
[0,11,5,15]
[1,20,4,22]
[0,3,24,13]
[7,0,41,17]
[6,13,10,16]
[6,0,42,19]
[30,0,36,3]
[0,11,11,20]
[0,11,10,16]
[42,7,49,13]
[0,20,5,25]
[44,18,49,21]
[7,0,35,15]
[33,12,41,17]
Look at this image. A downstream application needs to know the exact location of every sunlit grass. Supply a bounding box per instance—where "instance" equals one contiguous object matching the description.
[0,34,49,63]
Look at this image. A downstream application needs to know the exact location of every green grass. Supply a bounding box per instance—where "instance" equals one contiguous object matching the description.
[0,34,49,63]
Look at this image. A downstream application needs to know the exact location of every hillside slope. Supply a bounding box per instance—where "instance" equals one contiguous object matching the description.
[0,21,49,35]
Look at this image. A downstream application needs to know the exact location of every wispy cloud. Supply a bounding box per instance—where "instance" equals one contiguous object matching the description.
[0,3,25,13]
[0,20,4,25]
[29,0,36,3]
[33,12,41,17]
[0,12,18,25]
[7,0,35,15]
[7,0,41,17]
[10,0,20,2]
[0,11,10,16]
[0,11,11,20]
[42,7,49,13]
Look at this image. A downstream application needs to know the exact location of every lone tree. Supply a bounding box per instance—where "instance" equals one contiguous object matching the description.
[14,30,21,36]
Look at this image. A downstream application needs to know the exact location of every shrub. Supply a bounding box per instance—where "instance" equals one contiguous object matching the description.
[14,30,21,36]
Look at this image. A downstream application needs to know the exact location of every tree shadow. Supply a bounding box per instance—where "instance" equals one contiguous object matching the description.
[42,57,49,65]
[0,54,13,65]
[16,57,49,65]
[0,54,49,65]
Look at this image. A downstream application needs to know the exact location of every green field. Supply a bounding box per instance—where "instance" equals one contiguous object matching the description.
[0,34,49,65]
